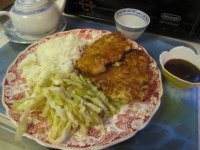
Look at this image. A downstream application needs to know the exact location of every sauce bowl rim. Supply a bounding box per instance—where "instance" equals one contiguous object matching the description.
[159,46,200,85]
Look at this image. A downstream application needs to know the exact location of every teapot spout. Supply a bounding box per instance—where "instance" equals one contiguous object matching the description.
[54,0,66,14]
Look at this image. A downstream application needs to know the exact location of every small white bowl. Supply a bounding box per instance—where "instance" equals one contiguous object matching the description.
[114,8,150,40]
[159,46,200,89]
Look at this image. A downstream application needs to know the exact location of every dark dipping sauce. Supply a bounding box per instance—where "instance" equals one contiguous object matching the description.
[164,59,200,83]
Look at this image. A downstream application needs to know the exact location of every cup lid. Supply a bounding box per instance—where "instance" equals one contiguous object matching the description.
[14,0,48,11]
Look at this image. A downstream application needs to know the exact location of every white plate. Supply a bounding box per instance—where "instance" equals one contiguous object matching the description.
[2,29,163,150]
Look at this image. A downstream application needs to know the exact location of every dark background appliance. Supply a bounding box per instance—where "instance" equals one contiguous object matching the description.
[64,0,200,42]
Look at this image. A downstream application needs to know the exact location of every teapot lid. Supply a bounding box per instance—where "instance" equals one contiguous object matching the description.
[14,0,48,11]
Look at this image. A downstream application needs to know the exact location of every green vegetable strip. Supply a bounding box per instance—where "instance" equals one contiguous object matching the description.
[15,108,30,141]
[12,73,123,144]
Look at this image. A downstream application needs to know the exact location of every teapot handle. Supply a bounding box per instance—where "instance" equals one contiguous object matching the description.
[0,11,10,17]
[54,0,66,14]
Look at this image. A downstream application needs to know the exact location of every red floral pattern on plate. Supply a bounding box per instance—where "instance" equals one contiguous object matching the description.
[2,29,163,150]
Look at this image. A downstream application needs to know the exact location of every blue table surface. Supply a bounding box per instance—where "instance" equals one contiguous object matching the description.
[0,16,199,150]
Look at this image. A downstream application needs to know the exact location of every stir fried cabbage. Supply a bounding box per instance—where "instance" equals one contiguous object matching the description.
[12,72,122,144]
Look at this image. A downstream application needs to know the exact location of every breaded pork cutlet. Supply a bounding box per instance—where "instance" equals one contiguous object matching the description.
[75,32,132,75]
[89,50,152,103]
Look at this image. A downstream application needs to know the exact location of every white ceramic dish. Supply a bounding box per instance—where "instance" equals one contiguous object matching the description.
[114,8,150,40]
[159,46,200,89]
[2,29,162,149]
[3,17,67,44]
[0,0,66,36]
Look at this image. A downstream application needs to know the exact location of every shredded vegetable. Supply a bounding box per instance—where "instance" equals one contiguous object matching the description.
[12,72,123,144]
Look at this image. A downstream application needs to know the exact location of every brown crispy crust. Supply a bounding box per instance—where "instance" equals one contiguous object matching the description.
[75,32,132,75]
[75,32,153,103]
[89,50,152,103]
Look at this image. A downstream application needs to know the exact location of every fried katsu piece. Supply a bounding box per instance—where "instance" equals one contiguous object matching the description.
[75,32,132,75]
[89,50,152,103]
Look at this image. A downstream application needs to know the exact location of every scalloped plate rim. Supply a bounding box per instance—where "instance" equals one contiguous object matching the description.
[2,28,163,150]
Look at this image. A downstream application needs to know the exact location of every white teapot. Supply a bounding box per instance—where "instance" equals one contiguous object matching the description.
[0,0,66,36]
